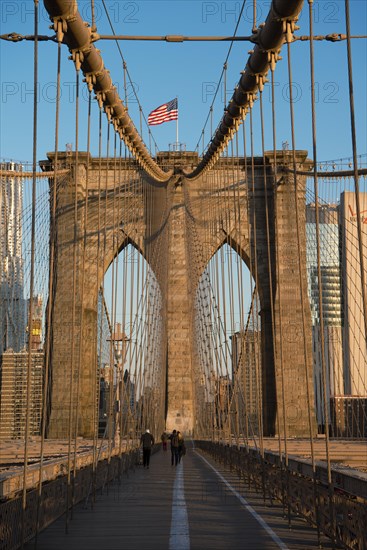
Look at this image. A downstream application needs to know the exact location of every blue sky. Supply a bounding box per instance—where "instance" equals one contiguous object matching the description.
[0,1,366,164]
[1,1,366,376]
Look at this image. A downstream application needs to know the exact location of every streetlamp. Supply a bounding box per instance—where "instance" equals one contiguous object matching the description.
[107,323,130,443]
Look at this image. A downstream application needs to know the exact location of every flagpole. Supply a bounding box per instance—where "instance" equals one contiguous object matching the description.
[176,96,179,151]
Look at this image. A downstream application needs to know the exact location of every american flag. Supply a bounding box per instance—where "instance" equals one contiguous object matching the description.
[148,98,178,126]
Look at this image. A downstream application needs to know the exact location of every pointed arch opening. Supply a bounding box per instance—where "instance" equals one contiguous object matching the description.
[100,243,165,441]
[193,242,263,443]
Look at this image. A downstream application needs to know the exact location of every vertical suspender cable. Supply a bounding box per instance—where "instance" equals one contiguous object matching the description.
[65,65,80,534]
[123,62,128,110]
[21,2,38,547]
[220,243,230,442]
[107,132,117,468]
[103,121,113,478]
[241,122,250,450]
[252,0,257,33]
[231,135,240,446]
[249,106,266,502]
[121,159,130,448]
[234,131,247,445]
[223,62,227,109]
[213,249,221,441]
[98,121,110,477]
[307,1,324,544]
[137,235,146,427]
[71,64,81,513]
[92,107,103,506]
[128,244,136,437]
[249,108,264,451]
[228,139,241,446]
[259,90,279,505]
[90,0,96,31]
[286,31,329,536]
[344,0,367,343]
[286,44,317,438]
[34,37,62,550]
[117,139,125,462]
[240,120,253,452]
[139,106,143,143]
[112,135,120,448]
[89,129,97,455]
[210,107,213,140]
[73,89,92,488]
[220,152,231,443]
[270,65,289,522]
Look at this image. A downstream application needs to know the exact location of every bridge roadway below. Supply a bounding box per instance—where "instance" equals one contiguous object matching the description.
[25,443,336,550]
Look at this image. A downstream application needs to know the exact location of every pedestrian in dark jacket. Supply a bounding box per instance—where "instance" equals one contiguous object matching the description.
[140,429,155,468]
[169,429,179,466]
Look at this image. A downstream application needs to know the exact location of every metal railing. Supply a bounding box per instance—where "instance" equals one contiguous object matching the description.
[195,440,367,550]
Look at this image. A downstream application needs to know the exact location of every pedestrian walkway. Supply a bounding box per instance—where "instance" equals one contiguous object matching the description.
[25,443,336,549]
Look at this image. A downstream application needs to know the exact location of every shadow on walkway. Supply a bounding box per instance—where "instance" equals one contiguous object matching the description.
[25,442,337,550]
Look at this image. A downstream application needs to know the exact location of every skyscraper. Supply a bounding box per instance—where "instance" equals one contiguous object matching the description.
[0,162,26,352]
[231,330,261,436]
[306,194,367,435]
[306,203,343,429]
[0,349,44,439]
[340,191,367,397]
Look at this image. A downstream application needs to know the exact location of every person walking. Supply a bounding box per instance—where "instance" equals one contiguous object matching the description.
[169,429,179,466]
[161,431,168,451]
[140,429,155,469]
[177,431,185,463]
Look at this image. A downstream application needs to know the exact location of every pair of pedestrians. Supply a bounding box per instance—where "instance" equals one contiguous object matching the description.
[140,428,186,468]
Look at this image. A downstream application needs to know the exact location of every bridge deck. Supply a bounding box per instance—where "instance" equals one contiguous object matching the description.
[2,438,366,499]
[25,444,337,550]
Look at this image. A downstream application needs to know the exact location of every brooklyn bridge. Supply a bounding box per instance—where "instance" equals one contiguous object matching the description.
[0,1,366,548]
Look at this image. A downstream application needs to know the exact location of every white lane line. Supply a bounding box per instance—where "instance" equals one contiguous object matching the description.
[169,461,190,549]
[195,451,289,550]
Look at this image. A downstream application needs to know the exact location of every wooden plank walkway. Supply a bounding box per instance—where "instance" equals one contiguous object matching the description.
[25,443,338,550]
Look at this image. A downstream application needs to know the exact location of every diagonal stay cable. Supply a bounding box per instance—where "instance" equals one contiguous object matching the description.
[100,0,160,155]
[194,0,248,154]
[43,0,170,183]
[187,0,304,179]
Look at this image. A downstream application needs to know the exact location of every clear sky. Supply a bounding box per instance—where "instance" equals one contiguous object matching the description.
[0,0,366,164]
